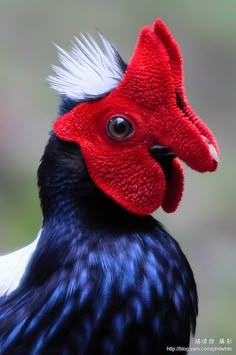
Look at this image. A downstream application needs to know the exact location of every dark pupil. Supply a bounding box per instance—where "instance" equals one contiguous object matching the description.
[108,117,131,138]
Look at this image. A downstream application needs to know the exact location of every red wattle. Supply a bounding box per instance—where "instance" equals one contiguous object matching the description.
[162,159,184,213]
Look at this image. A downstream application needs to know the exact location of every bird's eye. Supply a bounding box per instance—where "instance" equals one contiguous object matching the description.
[107,116,134,140]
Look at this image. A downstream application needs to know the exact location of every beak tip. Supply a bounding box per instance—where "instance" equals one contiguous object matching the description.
[201,135,220,164]
[209,144,220,164]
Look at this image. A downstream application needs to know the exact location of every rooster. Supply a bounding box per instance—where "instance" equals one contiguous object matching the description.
[0,19,219,354]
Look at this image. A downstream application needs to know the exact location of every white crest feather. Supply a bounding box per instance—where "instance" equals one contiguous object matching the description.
[48,33,125,101]
[0,230,41,296]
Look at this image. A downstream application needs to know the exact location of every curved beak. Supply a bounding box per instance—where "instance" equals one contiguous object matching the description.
[153,107,220,173]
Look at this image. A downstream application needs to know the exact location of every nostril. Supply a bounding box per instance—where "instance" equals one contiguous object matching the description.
[175,91,186,113]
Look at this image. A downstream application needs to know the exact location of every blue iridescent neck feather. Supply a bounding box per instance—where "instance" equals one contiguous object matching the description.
[0,133,198,354]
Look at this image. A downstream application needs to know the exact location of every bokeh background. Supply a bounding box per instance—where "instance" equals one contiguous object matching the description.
[0,0,235,352]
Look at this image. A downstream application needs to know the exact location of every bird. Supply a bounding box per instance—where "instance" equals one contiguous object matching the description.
[0,19,219,355]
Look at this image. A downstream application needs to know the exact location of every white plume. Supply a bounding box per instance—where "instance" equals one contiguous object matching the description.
[48,33,125,101]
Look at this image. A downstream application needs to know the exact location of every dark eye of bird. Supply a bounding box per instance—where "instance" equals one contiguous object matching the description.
[107,116,134,140]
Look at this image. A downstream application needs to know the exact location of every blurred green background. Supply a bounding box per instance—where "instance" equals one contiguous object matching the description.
[0,0,235,352]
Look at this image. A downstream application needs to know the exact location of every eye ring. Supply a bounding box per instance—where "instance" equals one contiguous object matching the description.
[106,116,134,141]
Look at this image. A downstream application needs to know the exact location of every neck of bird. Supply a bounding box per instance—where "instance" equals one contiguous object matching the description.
[37,133,146,244]
[22,133,153,287]
[23,133,117,285]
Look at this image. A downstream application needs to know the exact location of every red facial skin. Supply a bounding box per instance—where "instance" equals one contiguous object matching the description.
[54,19,219,216]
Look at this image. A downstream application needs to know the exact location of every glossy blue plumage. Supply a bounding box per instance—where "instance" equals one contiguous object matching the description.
[0,134,197,354]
